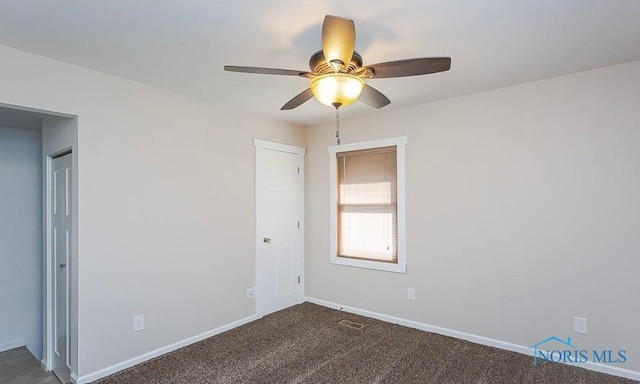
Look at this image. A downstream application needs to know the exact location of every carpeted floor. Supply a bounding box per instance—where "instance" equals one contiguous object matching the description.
[94,302,637,384]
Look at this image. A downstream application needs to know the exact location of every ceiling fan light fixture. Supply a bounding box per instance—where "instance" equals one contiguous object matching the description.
[309,73,364,108]
[224,15,451,111]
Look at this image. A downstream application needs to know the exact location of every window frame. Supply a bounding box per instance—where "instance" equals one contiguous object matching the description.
[328,136,407,273]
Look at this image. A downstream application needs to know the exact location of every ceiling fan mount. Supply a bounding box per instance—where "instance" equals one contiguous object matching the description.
[224,15,451,110]
[308,50,364,76]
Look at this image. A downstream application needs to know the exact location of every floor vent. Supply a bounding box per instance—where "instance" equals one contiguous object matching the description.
[338,319,364,330]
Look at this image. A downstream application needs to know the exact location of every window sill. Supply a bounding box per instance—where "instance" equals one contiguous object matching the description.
[330,255,406,273]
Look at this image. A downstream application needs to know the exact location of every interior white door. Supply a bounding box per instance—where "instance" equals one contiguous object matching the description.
[255,141,304,316]
[51,152,71,383]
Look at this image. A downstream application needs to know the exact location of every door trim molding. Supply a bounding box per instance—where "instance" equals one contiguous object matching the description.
[254,139,305,155]
[253,139,305,317]
[43,153,53,372]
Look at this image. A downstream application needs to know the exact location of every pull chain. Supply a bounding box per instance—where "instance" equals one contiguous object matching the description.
[335,105,340,145]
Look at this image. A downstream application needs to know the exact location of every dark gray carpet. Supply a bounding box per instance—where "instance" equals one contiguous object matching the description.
[94,302,637,384]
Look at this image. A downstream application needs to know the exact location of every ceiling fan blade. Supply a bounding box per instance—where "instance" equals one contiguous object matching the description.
[281,89,314,110]
[224,66,311,77]
[368,57,451,79]
[322,15,355,70]
[359,84,391,109]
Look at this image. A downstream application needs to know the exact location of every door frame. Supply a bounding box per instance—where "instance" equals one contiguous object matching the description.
[0,102,78,380]
[254,139,305,317]
[40,113,79,382]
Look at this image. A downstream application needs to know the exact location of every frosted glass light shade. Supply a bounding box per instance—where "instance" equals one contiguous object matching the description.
[309,74,365,107]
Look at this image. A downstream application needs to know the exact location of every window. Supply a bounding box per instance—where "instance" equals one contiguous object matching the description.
[329,137,407,273]
[337,146,397,262]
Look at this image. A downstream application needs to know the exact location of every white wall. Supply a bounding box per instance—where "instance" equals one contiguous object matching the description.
[305,60,640,373]
[0,44,305,379]
[0,125,42,359]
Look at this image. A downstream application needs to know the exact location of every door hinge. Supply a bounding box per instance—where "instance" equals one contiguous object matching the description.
[298,276,301,284]
[297,166,300,174]
[297,221,300,229]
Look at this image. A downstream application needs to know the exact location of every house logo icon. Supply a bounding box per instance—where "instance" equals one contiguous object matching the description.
[529,336,577,366]
[529,336,627,366]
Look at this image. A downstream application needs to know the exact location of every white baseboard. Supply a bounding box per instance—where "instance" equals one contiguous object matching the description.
[74,314,259,384]
[305,297,640,382]
[0,339,25,353]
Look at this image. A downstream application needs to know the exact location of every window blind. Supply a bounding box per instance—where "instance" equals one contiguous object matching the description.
[336,146,397,262]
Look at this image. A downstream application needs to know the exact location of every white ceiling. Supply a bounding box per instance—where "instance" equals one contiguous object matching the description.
[1,1,639,126]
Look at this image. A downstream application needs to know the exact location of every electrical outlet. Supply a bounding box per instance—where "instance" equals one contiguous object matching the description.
[574,317,587,334]
[407,288,416,301]
[246,287,255,300]
[133,315,144,332]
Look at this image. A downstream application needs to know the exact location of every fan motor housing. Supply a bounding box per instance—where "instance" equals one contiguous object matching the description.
[309,50,363,74]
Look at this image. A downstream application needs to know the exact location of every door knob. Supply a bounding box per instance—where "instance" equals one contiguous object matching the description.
[263,238,271,243]
[59,263,66,268]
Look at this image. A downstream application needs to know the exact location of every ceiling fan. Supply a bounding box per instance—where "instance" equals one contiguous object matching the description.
[224,15,451,111]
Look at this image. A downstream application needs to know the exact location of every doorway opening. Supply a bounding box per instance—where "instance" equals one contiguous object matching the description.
[0,104,78,383]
